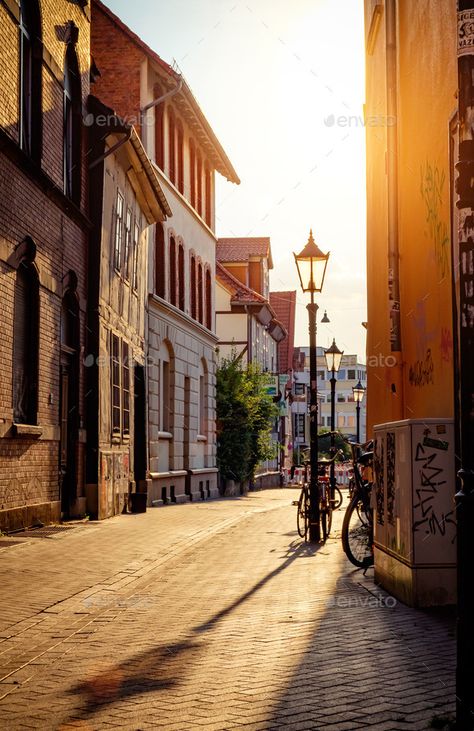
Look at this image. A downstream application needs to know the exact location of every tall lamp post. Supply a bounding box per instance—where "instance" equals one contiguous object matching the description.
[352,380,365,443]
[324,339,344,502]
[294,230,330,543]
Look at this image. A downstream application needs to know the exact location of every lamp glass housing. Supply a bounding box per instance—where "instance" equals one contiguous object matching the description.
[352,380,365,403]
[294,230,329,293]
[324,339,343,374]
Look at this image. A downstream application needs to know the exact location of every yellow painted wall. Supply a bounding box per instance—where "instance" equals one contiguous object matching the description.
[365,0,456,434]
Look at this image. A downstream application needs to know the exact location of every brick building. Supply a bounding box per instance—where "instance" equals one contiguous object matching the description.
[91,1,240,504]
[85,96,171,519]
[0,0,91,530]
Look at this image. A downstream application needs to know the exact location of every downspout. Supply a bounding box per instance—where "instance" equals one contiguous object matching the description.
[140,77,184,150]
[385,0,404,417]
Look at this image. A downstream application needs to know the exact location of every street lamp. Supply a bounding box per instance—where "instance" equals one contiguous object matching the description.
[294,229,330,543]
[352,380,365,443]
[324,339,344,503]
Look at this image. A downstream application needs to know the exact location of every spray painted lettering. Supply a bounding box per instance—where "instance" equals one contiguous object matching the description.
[420,162,450,279]
[409,349,434,387]
[413,442,455,542]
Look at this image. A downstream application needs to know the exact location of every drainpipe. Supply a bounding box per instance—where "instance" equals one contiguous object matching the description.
[140,77,184,150]
[455,2,474,727]
[385,0,404,417]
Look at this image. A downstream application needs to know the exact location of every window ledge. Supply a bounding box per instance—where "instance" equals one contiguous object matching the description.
[13,423,43,438]
[158,431,173,440]
[196,434,207,442]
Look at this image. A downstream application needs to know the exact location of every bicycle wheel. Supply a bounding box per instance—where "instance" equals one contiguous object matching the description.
[297,487,308,538]
[321,485,332,541]
[341,493,374,568]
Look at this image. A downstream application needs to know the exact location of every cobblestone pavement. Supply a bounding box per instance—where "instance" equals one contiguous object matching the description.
[0,490,455,731]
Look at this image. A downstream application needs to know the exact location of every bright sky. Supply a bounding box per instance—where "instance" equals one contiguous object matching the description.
[106,0,367,360]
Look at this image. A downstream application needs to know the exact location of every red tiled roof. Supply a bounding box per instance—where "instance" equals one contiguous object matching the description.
[217,237,273,268]
[93,1,240,184]
[216,262,268,305]
[269,291,296,374]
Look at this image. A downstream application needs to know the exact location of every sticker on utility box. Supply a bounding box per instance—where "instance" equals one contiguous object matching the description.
[423,436,449,451]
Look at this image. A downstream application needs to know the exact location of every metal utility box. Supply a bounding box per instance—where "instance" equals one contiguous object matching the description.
[372,419,456,607]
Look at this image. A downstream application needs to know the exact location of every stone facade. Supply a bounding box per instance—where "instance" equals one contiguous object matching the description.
[0,0,91,531]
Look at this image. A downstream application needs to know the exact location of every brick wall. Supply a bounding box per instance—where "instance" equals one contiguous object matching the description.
[91,1,144,133]
[0,0,91,529]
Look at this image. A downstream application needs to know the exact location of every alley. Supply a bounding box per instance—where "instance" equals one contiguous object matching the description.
[0,490,455,731]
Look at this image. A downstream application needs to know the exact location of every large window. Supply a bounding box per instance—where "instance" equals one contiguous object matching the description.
[190,254,197,319]
[197,262,203,324]
[159,342,173,433]
[205,268,212,329]
[169,235,177,306]
[190,139,196,208]
[111,335,131,439]
[168,107,175,184]
[64,43,82,203]
[196,154,203,217]
[113,190,124,271]
[205,166,211,227]
[198,359,207,436]
[123,208,132,281]
[155,224,165,297]
[13,261,39,424]
[178,243,185,311]
[19,0,42,160]
[132,221,140,291]
[177,120,184,193]
[294,413,305,440]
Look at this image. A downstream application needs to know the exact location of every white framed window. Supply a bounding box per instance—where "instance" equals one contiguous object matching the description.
[113,191,124,271]
[123,208,132,280]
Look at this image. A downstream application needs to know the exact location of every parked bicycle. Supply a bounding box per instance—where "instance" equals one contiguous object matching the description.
[340,435,374,569]
[296,450,343,542]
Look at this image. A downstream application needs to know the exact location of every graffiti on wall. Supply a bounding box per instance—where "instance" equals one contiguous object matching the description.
[408,349,435,387]
[413,442,455,542]
[440,327,453,362]
[386,432,396,525]
[374,437,384,526]
[420,161,450,279]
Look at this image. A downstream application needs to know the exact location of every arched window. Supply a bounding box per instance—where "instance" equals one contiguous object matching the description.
[154,82,164,170]
[190,254,197,319]
[198,358,208,437]
[64,42,82,203]
[205,267,212,330]
[155,224,165,297]
[178,242,185,311]
[13,260,39,424]
[177,120,184,194]
[19,0,42,159]
[197,261,203,324]
[169,235,177,306]
[205,165,212,227]
[159,341,173,434]
[189,138,196,209]
[168,107,175,184]
[196,153,203,217]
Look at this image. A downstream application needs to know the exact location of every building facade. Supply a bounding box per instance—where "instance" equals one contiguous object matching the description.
[85,97,170,519]
[364,0,455,433]
[291,347,367,460]
[0,0,91,530]
[91,0,239,504]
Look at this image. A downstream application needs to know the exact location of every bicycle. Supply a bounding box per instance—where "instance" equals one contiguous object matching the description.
[296,451,342,542]
[341,437,374,569]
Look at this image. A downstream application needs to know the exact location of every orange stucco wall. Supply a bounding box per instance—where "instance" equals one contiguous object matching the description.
[365,0,456,435]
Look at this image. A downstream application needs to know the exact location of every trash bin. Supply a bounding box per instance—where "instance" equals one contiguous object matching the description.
[130,492,147,514]
[373,418,456,607]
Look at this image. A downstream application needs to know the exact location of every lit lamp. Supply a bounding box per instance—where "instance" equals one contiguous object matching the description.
[324,339,344,503]
[352,380,365,443]
[294,229,330,543]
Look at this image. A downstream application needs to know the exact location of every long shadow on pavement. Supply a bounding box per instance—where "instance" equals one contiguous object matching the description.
[65,537,322,723]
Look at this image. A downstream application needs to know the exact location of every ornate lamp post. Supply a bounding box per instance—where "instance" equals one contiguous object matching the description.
[324,339,344,502]
[294,230,329,543]
[352,380,365,443]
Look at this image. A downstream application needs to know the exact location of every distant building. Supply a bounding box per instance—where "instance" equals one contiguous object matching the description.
[291,347,367,459]
[215,238,287,481]
[91,0,239,504]
[0,0,91,530]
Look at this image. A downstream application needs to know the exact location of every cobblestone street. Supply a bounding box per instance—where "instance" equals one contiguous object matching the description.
[0,490,455,731]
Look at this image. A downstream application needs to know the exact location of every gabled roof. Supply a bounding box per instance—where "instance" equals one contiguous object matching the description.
[93,0,240,184]
[217,237,273,269]
[216,262,267,305]
[270,291,296,373]
[88,95,172,222]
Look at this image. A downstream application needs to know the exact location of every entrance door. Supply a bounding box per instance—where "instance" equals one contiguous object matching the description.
[133,363,147,490]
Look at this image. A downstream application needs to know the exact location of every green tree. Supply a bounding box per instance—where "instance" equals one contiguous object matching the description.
[216,356,277,484]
